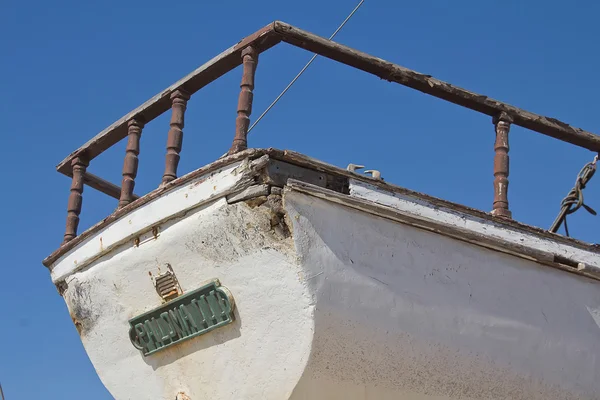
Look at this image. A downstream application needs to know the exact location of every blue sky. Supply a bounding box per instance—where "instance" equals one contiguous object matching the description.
[1,0,599,398]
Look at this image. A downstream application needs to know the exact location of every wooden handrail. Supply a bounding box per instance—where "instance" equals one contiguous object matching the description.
[56,21,600,178]
[272,22,600,152]
[55,20,600,243]
[55,24,281,176]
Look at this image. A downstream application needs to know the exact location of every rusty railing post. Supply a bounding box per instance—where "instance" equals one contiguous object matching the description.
[63,155,89,243]
[228,46,259,155]
[119,118,144,208]
[161,89,190,186]
[491,112,513,218]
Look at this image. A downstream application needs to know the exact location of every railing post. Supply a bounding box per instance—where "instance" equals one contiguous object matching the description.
[63,155,89,244]
[228,46,258,155]
[119,118,144,208]
[161,89,190,186]
[491,112,513,218]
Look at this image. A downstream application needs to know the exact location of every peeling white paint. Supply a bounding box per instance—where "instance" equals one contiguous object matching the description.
[63,198,313,400]
[587,306,600,330]
[349,179,600,272]
[50,161,249,282]
[284,189,600,399]
[50,160,600,399]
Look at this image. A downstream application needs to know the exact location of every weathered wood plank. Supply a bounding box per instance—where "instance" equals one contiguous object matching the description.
[44,148,268,267]
[84,172,139,201]
[273,22,600,152]
[44,147,599,267]
[57,20,600,177]
[285,178,600,281]
[273,149,600,251]
[56,24,281,175]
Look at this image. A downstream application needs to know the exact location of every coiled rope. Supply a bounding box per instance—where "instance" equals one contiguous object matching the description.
[549,154,598,236]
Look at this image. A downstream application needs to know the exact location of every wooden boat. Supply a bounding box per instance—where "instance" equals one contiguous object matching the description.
[42,22,600,400]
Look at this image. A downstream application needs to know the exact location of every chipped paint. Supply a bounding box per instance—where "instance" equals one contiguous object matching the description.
[71,315,83,335]
[47,160,251,282]
[348,179,600,276]
[44,152,600,399]
[284,188,600,399]
[175,392,191,400]
[587,306,600,330]
[56,197,306,399]
[56,280,68,296]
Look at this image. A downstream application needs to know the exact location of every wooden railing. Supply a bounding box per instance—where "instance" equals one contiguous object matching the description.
[56,21,600,245]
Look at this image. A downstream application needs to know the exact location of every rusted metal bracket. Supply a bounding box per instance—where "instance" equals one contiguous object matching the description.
[149,263,182,302]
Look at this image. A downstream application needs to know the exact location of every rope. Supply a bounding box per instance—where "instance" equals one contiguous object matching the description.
[549,154,598,236]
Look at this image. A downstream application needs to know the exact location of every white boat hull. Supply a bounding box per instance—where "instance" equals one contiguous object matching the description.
[45,151,600,399]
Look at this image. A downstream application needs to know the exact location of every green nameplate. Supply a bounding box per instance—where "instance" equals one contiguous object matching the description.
[129,279,235,356]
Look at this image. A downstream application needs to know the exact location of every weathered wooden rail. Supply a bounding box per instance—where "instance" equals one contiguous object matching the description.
[56,21,600,245]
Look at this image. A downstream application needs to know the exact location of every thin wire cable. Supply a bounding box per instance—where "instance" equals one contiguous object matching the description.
[248,0,365,135]
[220,0,365,158]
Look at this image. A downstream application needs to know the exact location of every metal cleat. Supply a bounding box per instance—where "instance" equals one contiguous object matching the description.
[347,163,365,173]
[365,169,382,180]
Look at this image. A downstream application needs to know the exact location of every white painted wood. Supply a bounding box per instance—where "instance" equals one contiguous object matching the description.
[49,157,600,399]
[284,189,600,400]
[62,197,313,400]
[349,179,600,272]
[50,160,253,282]
[226,184,270,203]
